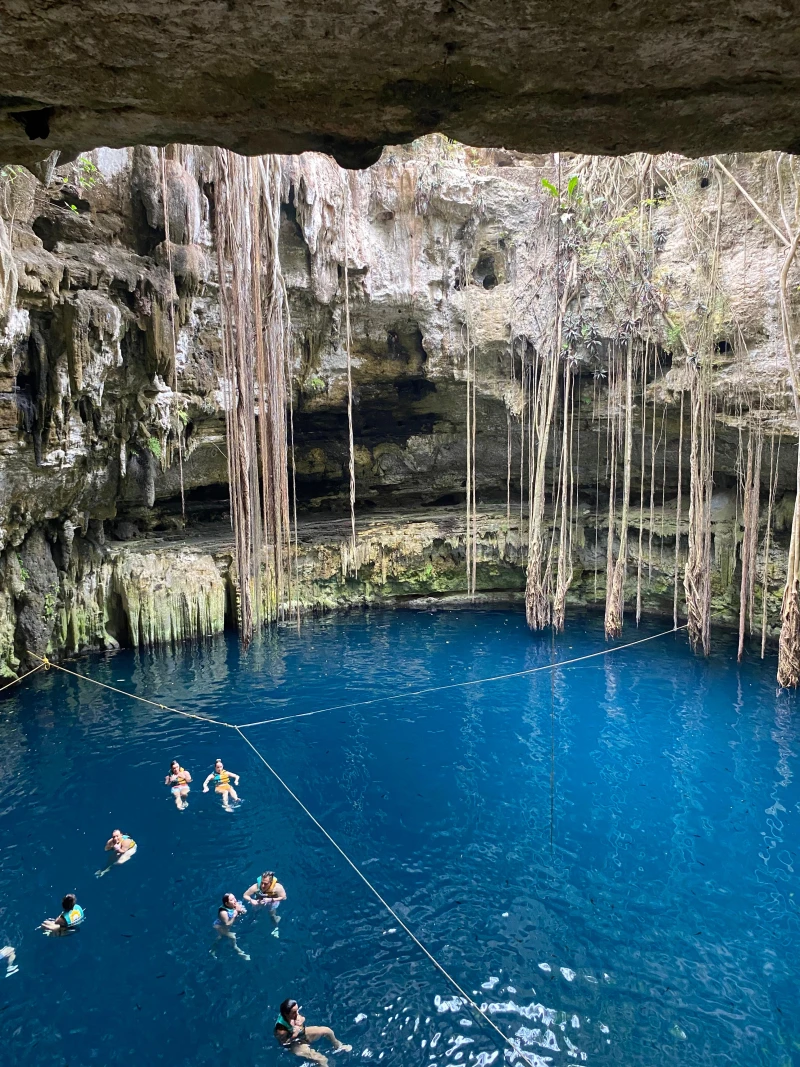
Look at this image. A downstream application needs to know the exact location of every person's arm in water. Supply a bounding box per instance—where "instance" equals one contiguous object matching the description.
[230,771,240,786]
[104,838,117,853]
[41,914,67,931]
[202,773,213,793]
[243,882,259,904]
[271,881,287,902]
[183,770,192,784]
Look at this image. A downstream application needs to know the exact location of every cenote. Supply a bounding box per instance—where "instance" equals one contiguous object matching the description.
[1,608,798,1067]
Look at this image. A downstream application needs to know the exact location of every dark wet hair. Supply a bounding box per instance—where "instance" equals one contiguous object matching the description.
[222,892,235,905]
[62,894,76,911]
[261,871,275,883]
[279,999,298,1018]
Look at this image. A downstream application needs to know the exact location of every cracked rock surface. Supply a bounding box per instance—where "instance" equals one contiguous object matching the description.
[2,1,800,168]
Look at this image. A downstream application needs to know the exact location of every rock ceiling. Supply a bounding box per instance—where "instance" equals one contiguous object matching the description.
[1,0,799,168]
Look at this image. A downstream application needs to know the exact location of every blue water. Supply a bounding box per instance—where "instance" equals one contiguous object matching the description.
[0,608,798,1067]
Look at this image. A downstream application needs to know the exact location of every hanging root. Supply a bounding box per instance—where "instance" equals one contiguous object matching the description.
[778,578,800,686]
[214,150,293,644]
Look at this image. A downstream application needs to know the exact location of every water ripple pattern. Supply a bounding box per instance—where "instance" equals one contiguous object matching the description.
[0,608,797,1067]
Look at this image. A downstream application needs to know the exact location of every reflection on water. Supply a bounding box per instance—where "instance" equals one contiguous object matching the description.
[0,608,798,1067]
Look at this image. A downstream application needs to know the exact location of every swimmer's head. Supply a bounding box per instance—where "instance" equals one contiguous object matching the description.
[222,892,236,908]
[61,894,76,912]
[280,999,298,1020]
[215,759,223,771]
[261,871,276,888]
[111,829,122,842]
[170,760,180,772]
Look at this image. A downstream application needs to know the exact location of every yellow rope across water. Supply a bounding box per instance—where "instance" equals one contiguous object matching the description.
[0,662,45,694]
[21,624,688,730]
[238,622,689,727]
[26,654,233,728]
[235,723,539,1067]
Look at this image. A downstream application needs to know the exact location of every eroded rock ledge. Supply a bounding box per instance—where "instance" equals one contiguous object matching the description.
[14,501,783,675]
[2,1,800,169]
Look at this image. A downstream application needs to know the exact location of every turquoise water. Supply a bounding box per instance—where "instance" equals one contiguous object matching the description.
[0,608,798,1067]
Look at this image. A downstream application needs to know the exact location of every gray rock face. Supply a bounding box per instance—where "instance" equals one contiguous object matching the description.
[1,2,800,169]
[12,528,58,661]
[0,137,797,674]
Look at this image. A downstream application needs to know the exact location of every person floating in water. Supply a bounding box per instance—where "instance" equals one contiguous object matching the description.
[96,828,137,877]
[41,893,84,935]
[244,870,286,935]
[165,760,192,810]
[274,999,352,1065]
[0,945,18,977]
[203,759,241,811]
[212,892,249,960]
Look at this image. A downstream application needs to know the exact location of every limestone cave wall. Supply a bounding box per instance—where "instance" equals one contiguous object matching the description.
[0,139,797,677]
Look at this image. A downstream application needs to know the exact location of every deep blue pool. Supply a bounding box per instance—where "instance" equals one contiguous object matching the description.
[0,608,798,1067]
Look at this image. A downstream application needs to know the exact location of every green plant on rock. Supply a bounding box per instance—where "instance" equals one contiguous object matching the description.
[666,322,683,349]
[147,436,162,459]
[0,164,25,184]
[43,591,57,621]
[305,376,326,395]
[73,156,99,190]
[15,554,29,583]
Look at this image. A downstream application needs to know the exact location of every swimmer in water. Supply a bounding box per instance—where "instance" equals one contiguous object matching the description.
[212,892,249,960]
[165,759,192,810]
[41,893,84,935]
[243,871,286,934]
[0,945,18,977]
[274,999,352,1066]
[203,759,240,811]
[96,828,137,877]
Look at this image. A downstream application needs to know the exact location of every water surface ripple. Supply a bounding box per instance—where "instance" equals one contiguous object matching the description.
[0,609,797,1067]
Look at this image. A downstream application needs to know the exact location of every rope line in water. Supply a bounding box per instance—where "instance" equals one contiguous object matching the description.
[237,622,689,727]
[26,655,234,728]
[235,724,536,1067]
[12,624,688,1066]
[0,662,44,694]
[24,625,687,732]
